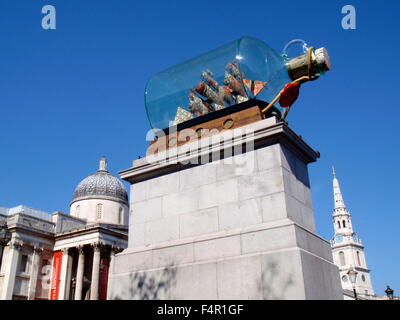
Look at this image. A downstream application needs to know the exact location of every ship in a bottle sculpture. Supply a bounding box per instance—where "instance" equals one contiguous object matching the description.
[145,37,331,147]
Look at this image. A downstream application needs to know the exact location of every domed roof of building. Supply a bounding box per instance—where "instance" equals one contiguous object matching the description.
[71,157,128,205]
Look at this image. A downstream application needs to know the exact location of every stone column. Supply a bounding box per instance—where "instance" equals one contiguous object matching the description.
[0,240,23,300]
[74,246,85,300]
[0,244,4,271]
[58,248,70,300]
[27,246,42,300]
[65,254,73,300]
[90,243,101,300]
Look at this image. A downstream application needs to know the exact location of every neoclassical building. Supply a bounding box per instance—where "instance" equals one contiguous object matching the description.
[330,168,375,299]
[0,157,128,300]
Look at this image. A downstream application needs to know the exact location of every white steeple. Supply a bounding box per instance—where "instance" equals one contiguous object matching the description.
[333,166,346,210]
[332,167,353,235]
[330,167,374,297]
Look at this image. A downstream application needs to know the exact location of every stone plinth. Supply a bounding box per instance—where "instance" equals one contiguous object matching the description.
[108,117,343,300]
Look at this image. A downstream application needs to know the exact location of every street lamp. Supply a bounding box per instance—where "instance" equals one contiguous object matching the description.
[385,286,394,300]
[0,225,11,244]
[0,224,12,269]
[347,266,358,300]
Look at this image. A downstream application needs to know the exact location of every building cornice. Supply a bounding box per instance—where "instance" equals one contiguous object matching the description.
[54,223,128,241]
[331,242,365,250]
[5,213,55,238]
[338,266,371,273]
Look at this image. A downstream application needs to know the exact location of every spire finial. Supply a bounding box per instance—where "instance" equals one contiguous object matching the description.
[332,166,336,179]
[99,156,107,171]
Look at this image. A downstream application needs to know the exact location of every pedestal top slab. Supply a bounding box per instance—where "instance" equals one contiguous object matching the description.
[119,117,319,184]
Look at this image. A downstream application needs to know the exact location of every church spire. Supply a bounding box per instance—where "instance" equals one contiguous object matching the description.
[332,167,353,234]
[99,156,108,172]
[330,167,375,296]
[333,167,346,211]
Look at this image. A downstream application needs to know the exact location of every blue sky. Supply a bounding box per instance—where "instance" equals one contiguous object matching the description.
[0,0,399,295]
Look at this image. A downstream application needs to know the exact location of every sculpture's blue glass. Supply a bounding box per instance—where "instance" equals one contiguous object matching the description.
[145,37,292,130]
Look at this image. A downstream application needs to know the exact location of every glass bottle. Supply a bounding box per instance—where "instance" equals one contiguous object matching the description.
[145,36,330,130]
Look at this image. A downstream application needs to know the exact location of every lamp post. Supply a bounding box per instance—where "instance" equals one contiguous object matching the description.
[0,225,12,269]
[347,266,358,300]
[385,286,394,300]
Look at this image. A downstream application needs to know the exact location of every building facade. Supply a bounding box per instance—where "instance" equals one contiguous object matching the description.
[330,168,375,299]
[0,157,128,300]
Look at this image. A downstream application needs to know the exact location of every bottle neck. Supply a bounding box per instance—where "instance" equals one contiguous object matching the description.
[285,47,331,81]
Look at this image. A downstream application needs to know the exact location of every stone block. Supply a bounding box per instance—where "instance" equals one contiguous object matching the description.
[303,185,314,210]
[216,150,258,181]
[216,255,262,299]
[129,221,145,247]
[194,235,241,262]
[144,216,180,245]
[261,192,287,223]
[153,243,194,268]
[197,179,238,210]
[218,198,262,231]
[114,250,153,274]
[256,144,281,173]
[147,172,180,199]
[259,249,305,300]
[130,197,162,224]
[300,250,342,300]
[179,208,219,238]
[295,158,310,187]
[300,202,316,232]
[284,194,315,231]
[108,268,174,300]
[280,145,310,187]
[282,168,306,205]
[130,180,147,203]
[241,224,296,254]
[295,227,332,262]
[179,163,217,190]
[173,262,218,299]
[279,145,297,174]
[238,167,284,202]
[162,188,199,217]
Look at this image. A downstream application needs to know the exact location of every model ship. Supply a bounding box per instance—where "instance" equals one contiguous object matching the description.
[173,62,267,125]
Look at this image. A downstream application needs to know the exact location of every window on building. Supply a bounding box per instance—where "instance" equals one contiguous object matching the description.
[118,207,123,224]
[19,254,28,273]
[96,203,103,220]
[337,221,341,229]
[361,275,366,282]
[76,205,80,217]
[357,251,361,266]
[339,251,345,266]
[342,220,346,228]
